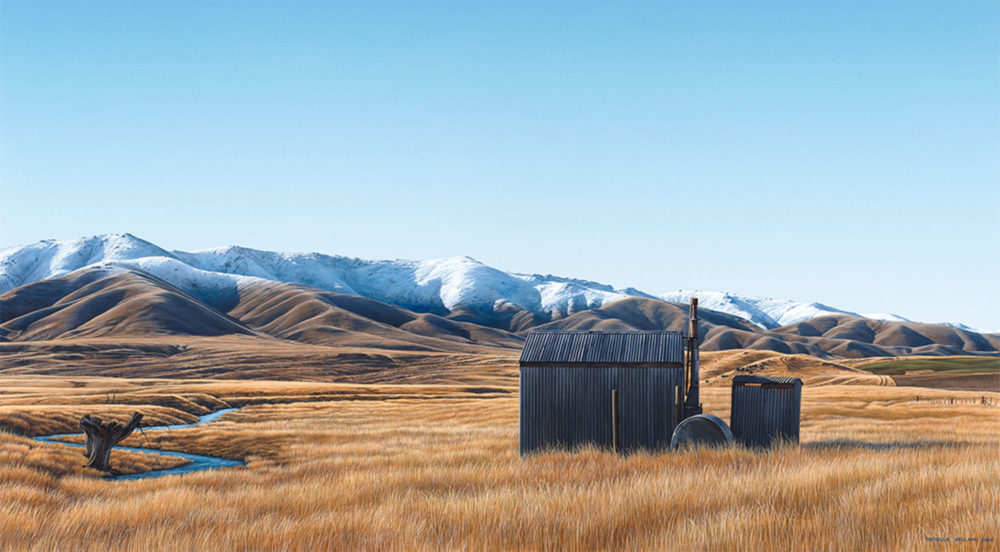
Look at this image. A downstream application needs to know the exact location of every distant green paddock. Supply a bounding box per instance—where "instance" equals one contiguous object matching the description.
[861,357,1000,376]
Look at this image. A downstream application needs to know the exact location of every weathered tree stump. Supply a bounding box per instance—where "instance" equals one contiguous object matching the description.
[79,412,143,473]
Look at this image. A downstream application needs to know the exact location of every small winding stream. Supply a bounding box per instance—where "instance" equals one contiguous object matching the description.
[34,408,245,481]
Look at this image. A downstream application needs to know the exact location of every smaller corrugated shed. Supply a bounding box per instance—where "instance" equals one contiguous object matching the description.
[519,331,685,365]
[730,375,802,449]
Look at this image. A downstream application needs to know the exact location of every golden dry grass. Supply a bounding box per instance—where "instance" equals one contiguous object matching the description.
[0,373,997,551]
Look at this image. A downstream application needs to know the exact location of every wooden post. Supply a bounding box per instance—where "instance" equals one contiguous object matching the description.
[675,385,682,430]
[611,389,620,453]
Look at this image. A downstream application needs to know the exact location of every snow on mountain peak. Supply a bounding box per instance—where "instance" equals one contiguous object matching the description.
[0,234,990,333]
[0,234,175,293]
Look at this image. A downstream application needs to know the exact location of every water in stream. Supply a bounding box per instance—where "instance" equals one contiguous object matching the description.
[34,408,245,481]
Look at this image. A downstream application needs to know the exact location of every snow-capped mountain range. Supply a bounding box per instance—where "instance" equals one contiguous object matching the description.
[0,234,992,333]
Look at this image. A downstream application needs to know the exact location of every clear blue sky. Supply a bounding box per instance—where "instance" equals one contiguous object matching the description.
[1,1,998,328]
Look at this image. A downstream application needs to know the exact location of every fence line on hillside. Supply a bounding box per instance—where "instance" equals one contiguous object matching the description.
[913,395,997,407]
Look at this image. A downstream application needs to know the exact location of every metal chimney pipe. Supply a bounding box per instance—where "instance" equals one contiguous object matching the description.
[683,297,703,419]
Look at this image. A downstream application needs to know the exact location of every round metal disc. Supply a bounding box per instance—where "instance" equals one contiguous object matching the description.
[670,413,734,450]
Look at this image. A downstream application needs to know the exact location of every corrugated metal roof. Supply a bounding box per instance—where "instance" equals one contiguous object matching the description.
[519,331,685,365]
[732,375,803,387]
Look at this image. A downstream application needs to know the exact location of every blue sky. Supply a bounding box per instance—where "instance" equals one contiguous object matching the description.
[1,1,998,328]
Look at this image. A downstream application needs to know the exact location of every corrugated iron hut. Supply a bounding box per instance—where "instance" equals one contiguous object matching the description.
[730,375,803,448]
[519,330,686,455]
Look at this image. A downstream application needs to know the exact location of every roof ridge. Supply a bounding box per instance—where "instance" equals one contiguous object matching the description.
[525,330,683,334]
[731,375,803,385]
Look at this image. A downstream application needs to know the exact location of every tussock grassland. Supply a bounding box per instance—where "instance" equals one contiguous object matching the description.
[0,376,998,551]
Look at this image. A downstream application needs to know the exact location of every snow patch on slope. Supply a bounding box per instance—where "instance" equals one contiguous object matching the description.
[97,257,269,309]
[862,312,913,323]
[177,247,628,318]
[658,290,860,329]
[938,321,998,335]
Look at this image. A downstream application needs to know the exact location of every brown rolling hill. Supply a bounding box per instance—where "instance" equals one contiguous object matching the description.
[533,297,1000,359]
[2,268,998,383]
[525,296,762,334]
[229,281,523,353]
[772,315,1000,356]
[698,350,894,386]
[0,268,257,341]
[0,268,521,355]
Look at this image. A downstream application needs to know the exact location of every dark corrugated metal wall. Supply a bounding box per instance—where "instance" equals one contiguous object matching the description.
[730,379,802,448]
[520,365,683,455]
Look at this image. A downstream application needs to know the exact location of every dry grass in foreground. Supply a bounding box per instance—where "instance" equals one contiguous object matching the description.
[0,376,997,551]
